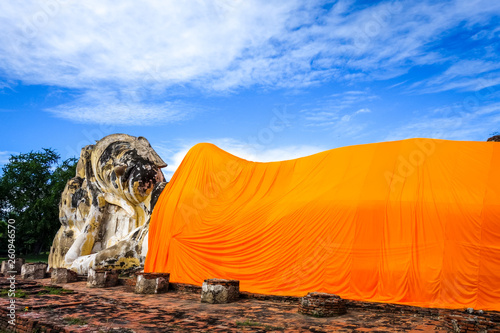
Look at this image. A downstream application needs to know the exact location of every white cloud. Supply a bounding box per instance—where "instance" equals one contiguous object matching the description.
[355,108,371,114]
[301,91,376,131]
[410,60,500,93]
[0,151,15,168]
[0,81,12,91]
[0,0,303,89]
[1,1,499,91]
[386,102,500,141]
[46,89,194,125]
[154,138,324,180]
[0,0,499,124]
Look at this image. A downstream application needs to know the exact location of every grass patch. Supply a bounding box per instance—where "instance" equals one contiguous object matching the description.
[0,289,27,298]
[24,253,49,263]
[63,317,88,326]
[236,319,261,327]
[39,286,74,295]
[236,319,284,331]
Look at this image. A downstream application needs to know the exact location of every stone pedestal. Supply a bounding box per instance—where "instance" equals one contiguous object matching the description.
[298,292,347,317]
[201,278,239,304]
[51,268,78,284]
[1,258,25,276]
[21,262,48,280]
[135,272,170,294]
[87,268,118,288]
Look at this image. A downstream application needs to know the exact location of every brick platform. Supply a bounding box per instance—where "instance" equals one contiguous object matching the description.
[298,292,347,317]
[1,277,500,332]
[443,312,500,332]
[170,282,202,293]
[201,278,240,304]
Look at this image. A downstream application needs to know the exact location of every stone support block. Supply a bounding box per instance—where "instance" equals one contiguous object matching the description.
[1,258,25,276]
[87,268,118,288]
[20,263,47,280]
[134,272,170,294]
[51,268,78,284]
[201,278,239,304]
[298,292,347,317]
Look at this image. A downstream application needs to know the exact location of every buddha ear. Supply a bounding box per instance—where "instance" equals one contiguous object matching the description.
[136,136,167,168]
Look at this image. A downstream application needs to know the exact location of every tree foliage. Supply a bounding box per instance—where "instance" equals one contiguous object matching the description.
[0,148,77,255]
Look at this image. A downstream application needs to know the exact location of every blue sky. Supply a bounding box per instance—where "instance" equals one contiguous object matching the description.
[1,0,500,179]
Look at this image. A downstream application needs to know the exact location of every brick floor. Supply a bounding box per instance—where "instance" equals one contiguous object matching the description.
[1,277,499,332]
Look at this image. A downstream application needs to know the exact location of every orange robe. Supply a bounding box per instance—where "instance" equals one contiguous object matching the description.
[145,139,500,310]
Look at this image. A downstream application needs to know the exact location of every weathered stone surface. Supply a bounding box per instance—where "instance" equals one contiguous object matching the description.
[201,278,239,304]
[87,268,118,288]
[487,135,500,142]
[135,272,170,294]
[48,134,168,274]
[51,267,78,284]
[21,263,48,280]
[298,292,347,317]
[1,258,25,276]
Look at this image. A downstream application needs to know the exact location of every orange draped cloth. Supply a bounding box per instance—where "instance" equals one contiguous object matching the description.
[145,138,500,310]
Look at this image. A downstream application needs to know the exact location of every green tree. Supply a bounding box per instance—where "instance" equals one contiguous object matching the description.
[0,220,7,239]
[0,149,77,255]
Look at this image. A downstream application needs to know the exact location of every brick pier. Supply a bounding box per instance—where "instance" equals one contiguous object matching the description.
[298,292,347,317]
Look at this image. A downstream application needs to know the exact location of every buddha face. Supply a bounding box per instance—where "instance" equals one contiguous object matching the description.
[96,136,166,205]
